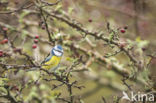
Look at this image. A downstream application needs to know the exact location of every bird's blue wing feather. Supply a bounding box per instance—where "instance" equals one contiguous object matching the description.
[41,54,53,64]
[44,55,52,62]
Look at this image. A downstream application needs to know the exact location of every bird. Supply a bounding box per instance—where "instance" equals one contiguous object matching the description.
[41,45,63,72]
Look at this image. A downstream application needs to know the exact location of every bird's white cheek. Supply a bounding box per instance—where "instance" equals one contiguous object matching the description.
[53,50,62,56]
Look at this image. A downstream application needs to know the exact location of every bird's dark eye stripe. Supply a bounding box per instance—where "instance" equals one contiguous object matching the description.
[54,49,63,53]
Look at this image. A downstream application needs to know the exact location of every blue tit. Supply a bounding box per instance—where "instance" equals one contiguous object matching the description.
[41,45,63,72]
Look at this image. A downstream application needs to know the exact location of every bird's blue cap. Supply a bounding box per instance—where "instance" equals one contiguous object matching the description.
[51,45,63,56]
[57,45,63,50]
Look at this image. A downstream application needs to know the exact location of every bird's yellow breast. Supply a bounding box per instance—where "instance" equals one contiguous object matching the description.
[42,56,61,70]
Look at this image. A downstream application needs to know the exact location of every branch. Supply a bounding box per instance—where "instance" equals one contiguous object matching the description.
[102,96,107,103]
[0,85,20,103]
[0,0,34,14]
[41,9,138,66]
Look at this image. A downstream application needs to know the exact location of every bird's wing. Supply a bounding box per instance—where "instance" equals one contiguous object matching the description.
[41,53,52,65]
[41,55,56,70]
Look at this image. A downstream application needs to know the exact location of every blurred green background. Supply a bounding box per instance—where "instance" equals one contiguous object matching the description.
[0,0,156,103]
